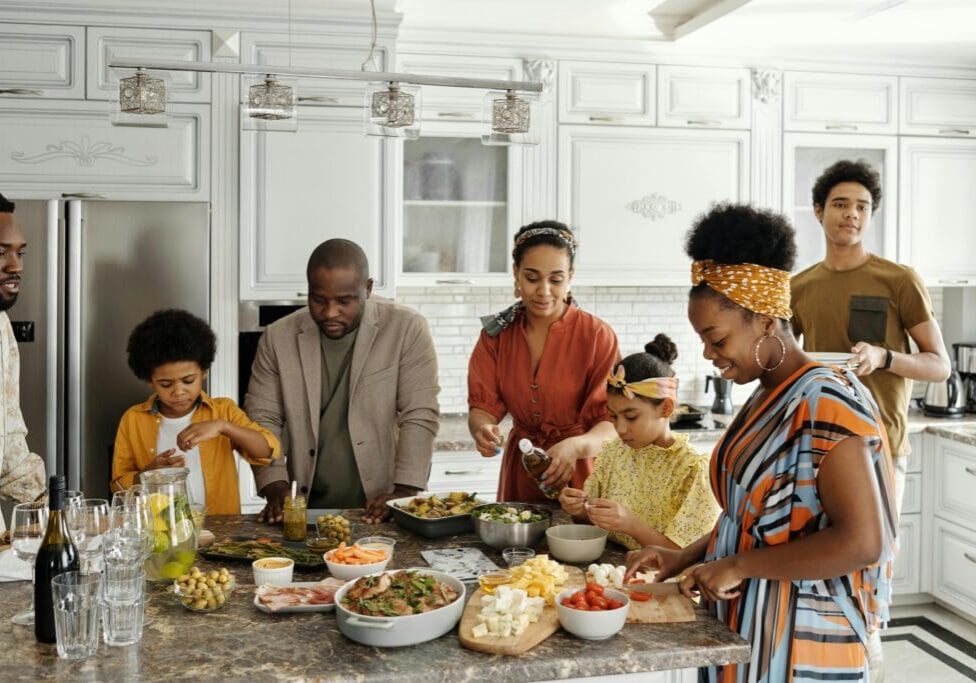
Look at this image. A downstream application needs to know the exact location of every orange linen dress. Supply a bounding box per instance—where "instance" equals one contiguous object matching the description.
[467,305,619,503]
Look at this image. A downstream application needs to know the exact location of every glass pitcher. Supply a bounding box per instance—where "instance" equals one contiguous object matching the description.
[138,468,197,581]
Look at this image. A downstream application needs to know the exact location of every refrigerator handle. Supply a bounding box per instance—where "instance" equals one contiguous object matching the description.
[66,200,82,491]
[45,200,60,477]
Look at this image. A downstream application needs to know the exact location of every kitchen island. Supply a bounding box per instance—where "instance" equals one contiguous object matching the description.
[0,511,749,682]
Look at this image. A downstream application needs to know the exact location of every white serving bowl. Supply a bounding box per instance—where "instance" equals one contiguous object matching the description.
[545,524,608,564]
[555,587,630,640]
[334,569,465,647]
[252,557,294,586]
[324,546,392,581]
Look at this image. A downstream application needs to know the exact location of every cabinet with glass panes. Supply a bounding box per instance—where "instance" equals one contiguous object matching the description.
[782,133,898,274]
[400,132,521,283]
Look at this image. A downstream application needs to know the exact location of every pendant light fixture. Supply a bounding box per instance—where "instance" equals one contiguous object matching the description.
[482,89,540,146]
[111,68,169,127]
[365,81,422,139]
[242,74,298,132]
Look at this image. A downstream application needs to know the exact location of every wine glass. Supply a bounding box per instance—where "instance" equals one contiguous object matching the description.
[64,489,84,509]
[10,501,49,625]
[67,499,109,572]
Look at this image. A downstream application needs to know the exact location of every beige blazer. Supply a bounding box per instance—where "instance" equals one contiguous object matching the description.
[245,297,440,501]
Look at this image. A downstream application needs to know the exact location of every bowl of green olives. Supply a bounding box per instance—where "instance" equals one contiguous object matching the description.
[173,565,236,612]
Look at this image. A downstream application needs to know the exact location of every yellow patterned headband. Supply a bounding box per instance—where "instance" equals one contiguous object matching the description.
[691,259,792,319]
[607,367,678,401]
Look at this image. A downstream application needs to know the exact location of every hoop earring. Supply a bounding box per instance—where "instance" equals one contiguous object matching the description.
[514,283,521,299]
[753,334,786,372]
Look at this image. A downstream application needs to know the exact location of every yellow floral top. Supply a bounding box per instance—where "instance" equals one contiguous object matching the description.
[583,434,720,550]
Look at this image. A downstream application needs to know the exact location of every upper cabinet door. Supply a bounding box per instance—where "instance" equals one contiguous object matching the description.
[86,27,212,103]
[900,77,976,137]
[558,126,749,286]
[782,133,898,273]
[558,61,655,126]
[240,107,390,300]
[900,137,976,285]
[0,23,84,99]
[396,53,523,121]
[657,66,751,130]
[784,72,898,134]
[240,32,388,108]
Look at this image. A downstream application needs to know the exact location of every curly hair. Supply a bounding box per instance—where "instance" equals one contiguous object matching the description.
[608,333,677,405]
[684,203,797,319]
[512,220,576,268]
[0,193,14,213]
[811,159,882,214]
[126,309,216,382]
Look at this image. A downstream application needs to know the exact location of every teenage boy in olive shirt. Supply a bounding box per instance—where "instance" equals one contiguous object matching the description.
[791,159,951,515]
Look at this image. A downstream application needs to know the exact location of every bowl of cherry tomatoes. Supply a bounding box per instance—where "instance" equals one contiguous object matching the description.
[556,582,630,640]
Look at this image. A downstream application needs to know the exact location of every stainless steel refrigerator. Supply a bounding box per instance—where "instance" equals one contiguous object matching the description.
[12,198,210,499]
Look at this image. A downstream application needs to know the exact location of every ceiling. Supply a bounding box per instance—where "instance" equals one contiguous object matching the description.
[398,0,976,68]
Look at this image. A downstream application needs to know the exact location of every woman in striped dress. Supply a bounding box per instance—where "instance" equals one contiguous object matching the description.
[626,204,897,682]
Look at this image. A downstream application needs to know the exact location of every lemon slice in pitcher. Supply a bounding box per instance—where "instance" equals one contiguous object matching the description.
[172,519,195,545]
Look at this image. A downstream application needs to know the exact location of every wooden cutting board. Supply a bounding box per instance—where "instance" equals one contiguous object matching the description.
[458,566,585,656]
[625,582,695,624]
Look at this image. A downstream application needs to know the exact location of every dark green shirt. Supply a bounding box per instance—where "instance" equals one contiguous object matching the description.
[308,329,366,508]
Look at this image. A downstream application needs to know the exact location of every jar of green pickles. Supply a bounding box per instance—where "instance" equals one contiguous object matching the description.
[282,495,307,541]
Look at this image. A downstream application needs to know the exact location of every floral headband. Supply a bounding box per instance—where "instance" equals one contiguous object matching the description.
[514,227,578,256]
[607,366,678,400]
[691,259,792,319]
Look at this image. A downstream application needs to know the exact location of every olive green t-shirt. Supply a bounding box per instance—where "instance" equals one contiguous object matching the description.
[791,254,933,457]
[309,329,366,508]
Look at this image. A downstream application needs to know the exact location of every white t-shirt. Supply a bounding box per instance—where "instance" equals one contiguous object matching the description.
[156,409,206,505]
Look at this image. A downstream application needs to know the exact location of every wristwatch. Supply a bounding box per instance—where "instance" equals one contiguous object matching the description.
[883,349,894,370]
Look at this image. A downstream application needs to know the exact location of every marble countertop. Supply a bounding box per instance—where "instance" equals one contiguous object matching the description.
[0,511,749,682]
[435,409,976,452]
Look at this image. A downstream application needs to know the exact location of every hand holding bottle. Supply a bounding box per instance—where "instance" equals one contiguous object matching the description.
[540,437,581,488]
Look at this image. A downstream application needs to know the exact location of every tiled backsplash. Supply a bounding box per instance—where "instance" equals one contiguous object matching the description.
[397,286,945,415]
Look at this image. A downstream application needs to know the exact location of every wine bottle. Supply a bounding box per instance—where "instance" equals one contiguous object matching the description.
[34,475,81,644]
[518,438,562,499]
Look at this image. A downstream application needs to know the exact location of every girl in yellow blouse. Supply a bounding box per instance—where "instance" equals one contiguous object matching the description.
[559,334,720,550]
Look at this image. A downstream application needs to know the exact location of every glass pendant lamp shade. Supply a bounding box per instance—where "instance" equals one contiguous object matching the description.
[365,81,421,139]
[241,75,298,132]
[111,68,169,127]
[482,89,540,146]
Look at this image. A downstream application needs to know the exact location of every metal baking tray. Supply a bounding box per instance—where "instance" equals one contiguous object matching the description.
[385,493,485,539]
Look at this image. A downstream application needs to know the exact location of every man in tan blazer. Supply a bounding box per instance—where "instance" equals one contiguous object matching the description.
[245,239,439,524]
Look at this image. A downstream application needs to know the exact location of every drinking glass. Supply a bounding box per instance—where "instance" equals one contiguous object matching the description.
[51,571,102,659]
[111,486,155,562]
[67,499,110,572]
[64,490,84,509]
[101,566,145,647]
[10,501,48,625]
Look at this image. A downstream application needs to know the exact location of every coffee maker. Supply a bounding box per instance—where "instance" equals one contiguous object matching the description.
[954,342,976,414]
[705,374,734,415]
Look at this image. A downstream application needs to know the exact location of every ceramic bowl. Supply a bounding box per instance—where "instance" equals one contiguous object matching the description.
[324,545,392,581]
[545,524,608,564]
[252,557,295,586]
[555,587,630,640]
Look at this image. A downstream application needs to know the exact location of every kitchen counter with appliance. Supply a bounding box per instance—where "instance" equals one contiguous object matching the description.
[0,512,749,682]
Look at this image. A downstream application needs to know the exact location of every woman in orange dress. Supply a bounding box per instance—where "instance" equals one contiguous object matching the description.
[467,220,619,503]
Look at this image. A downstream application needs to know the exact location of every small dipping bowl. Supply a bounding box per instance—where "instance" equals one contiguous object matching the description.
[356,536,396,560]
[502,547,535,567]
[477,569,513,595]
[252,557,295,586]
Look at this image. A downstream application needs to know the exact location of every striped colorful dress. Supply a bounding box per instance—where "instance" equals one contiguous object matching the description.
[702,363,897,683]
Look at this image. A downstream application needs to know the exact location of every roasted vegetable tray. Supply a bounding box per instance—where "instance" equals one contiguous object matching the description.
[201,537,325,569]
[386,494,483,539]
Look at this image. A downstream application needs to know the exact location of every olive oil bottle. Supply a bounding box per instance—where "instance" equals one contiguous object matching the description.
[34,475,80,644]
[518,438,562,499]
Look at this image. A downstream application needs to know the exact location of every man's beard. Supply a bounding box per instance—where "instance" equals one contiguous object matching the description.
[0,293,18,312]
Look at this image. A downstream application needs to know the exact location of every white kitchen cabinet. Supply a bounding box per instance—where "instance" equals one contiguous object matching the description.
[899,137,976,286]
[782,133,898,273]
[427,451,501,501]
[240,32,388,108]
[558,61,655,126]
[86,26,211,103]
[238,455,265,514]
[240,106,391,300]
[399,119,522,285]
[900,77,976,137]
[907,431,923,474]
[892,513,921,596]
[558,126,749,285]
[932,517,976,620]
[902,472,922,515]
[931,435,976,529]
[396,53,523,121]
[0,23,85,99]
[657,66,751,130]
[0,99,209,200]
[784,72,898,135]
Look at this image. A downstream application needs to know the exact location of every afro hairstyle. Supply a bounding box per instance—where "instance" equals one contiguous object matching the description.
[126,309,216,382]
